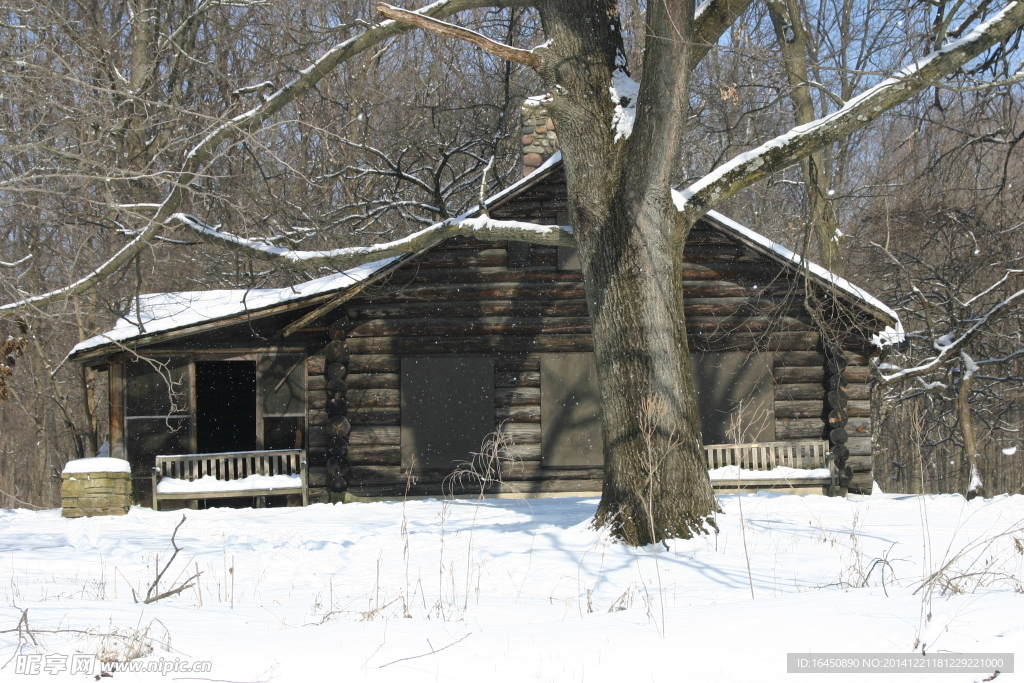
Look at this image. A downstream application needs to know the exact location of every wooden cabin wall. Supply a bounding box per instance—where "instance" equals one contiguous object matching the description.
[292,171,880,496]
[300,236,878,497]
[328,238,601,498]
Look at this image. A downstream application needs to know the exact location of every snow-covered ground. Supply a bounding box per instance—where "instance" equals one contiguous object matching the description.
[0,492,1022,682]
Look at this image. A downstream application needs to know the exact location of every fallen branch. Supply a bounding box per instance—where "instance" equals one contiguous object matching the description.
[135,515,202,605]
[378,633,471,668]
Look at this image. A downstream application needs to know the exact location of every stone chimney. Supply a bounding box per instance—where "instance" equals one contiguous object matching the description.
[521,95,558,177]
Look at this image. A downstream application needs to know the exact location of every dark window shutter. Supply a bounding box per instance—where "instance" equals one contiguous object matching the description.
[507,241,531,268]
[401,358,494,470]
[541,353,604,467]
[690,352,775,444]
[557,247,582,271]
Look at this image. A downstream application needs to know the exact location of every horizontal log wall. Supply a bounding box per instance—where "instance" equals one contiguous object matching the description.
[773,350,874,492]
[294,170,882,496]
[321,230,876,496]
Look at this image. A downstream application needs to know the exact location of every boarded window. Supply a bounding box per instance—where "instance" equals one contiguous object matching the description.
[557,247,581,271]
[690,351,775,444]
[541,353,603,467]
[124,356,194,475]
[401,358,494,470]
[125,356,191,417]
[507,241,531,268]
[259,355,305,416]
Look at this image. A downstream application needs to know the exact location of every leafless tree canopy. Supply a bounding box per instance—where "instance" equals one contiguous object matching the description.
[1,0,1023,508]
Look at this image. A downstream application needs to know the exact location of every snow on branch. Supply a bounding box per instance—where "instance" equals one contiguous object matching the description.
[0,255,32,268]
[376,3,540,68]
[0,0,527,313]
[674,0,1024,220]
[170,212,573,270]
[875,285,1024,385]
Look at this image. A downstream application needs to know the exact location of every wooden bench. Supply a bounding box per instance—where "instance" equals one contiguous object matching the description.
[703,440,837,495]
[152,449,308,510]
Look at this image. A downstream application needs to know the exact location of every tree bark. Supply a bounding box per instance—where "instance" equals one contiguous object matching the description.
[767,0,844,273]
[537,0,717,544]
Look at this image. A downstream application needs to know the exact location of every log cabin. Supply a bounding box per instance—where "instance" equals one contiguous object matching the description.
[67,100,903,507]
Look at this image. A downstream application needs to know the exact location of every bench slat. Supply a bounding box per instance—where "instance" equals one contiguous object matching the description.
[702,440,835,496]
[153,449,308,510]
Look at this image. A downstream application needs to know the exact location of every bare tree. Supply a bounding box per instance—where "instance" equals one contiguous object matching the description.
[2,1,1024,542]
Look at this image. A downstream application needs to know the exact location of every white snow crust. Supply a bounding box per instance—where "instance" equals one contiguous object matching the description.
[3,493,1024,681]
[609,70,639,141]
[708,465,831,480]
[62,457,131,474]
[156,473,302,494]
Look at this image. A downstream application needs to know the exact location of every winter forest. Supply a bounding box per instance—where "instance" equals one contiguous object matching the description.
[3,0,1022,508]
[2,1,1024,680]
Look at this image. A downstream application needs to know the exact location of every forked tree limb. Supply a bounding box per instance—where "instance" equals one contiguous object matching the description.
[874,285,1024,385]
[376,3,540,68]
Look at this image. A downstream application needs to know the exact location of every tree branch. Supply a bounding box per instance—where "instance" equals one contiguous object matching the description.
[0,0,529,313]
[690,0,757,71]
[674,0,1024,222]
[169,212,573,270]
[376,3,540,68]
[875,285,1024,385]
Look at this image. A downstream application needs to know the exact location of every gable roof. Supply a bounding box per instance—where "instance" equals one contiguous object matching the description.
[69,153,902,362]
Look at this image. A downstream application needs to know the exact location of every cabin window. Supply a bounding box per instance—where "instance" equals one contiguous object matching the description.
[123,353,306,462]
[124,356,193,472]
[400,358,494,470]
[507,241,531,268]
[690,351,775,444]
[541,353,603,467]
[259,354,307,450]
[557,247,582,271]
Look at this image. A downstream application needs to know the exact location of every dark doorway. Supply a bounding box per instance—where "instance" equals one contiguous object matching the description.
[196,361,257,453]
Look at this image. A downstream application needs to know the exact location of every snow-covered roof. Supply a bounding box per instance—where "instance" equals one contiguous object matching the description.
[69,257,396,359]
[70,153,902,361]
[479,151,563,211]
[698,210,903,342]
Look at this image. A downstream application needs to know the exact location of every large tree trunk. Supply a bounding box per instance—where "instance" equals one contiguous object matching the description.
[538,0,717,545]
[586,204,718,543]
